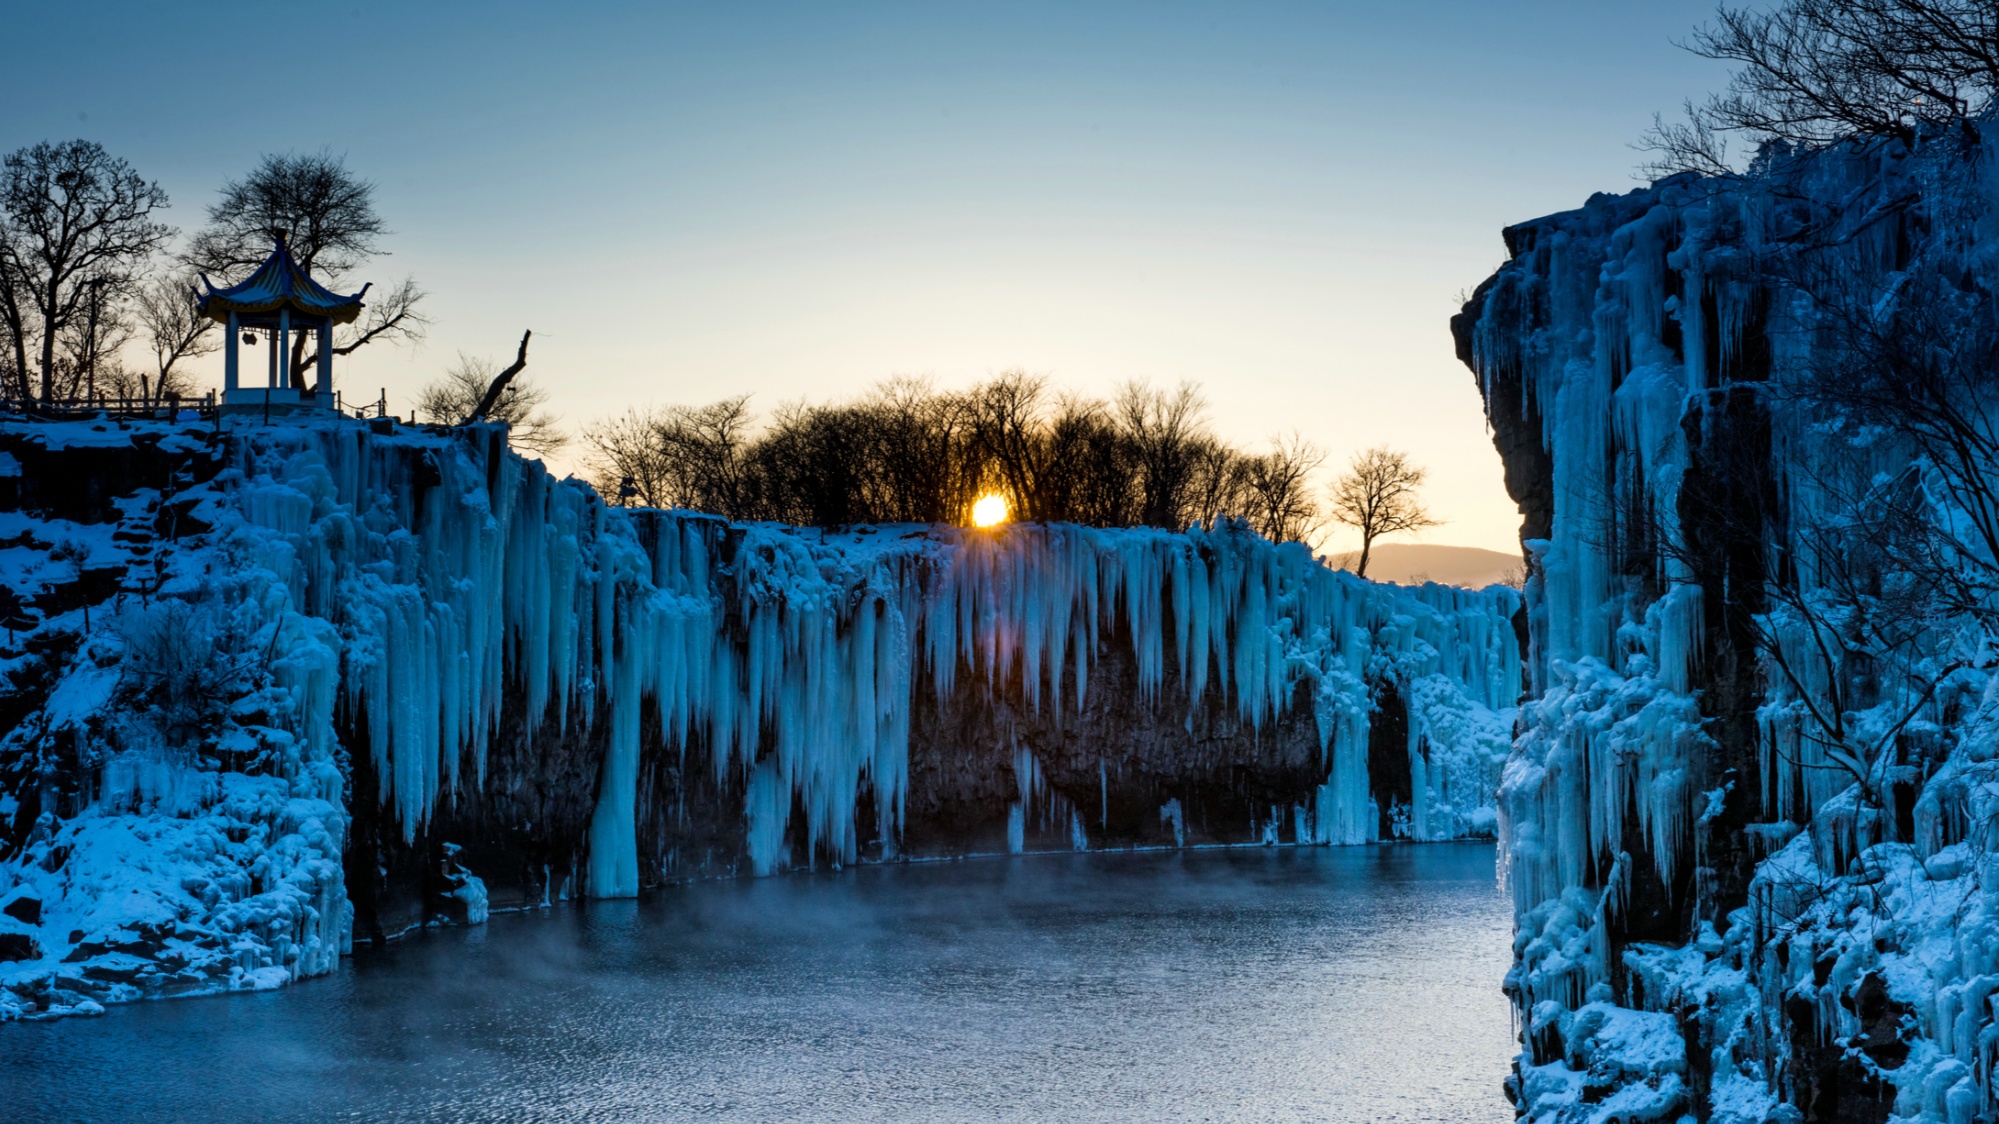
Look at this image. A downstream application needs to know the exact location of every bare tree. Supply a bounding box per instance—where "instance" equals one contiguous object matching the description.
[577,374,1328,537]
[1645,0,1998,176]
[415,349,567,456]
[187,151,425,387]
[299,277,428,389]
[751,399,886,526]
[0,330,18,400]
[1328,446,1438,578]
[55,289,133,401]
[861,376,977,524]
[188,149,385,279]
[1180,439,1245,532]
[1042,392,1136,526]
[1754,502,1963,839]
[968,370,1055,521]
[95,356,154,404]
[1115,379,1211,529]
[656,395,755,513]
[465,330,532,422]
[1743,201,1998,841]
[133,270,216,400]
[0,140,173,401]
[1766,196,1999,629]
[1242,432,1326,543]
[583,408,677,508]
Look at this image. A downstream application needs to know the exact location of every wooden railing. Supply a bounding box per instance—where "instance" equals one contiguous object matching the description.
[0,391,218,422]
[0,388,396,424]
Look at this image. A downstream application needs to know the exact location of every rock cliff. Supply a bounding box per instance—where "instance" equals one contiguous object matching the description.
[0,415,1519,1017]
[1458,126,1999,1122]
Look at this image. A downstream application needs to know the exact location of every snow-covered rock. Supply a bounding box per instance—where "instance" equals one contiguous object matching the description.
[1460,121,1999,1121]
[0,414,1521,1017]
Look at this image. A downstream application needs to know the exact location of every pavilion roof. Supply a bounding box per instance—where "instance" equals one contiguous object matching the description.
[197,234,368,325]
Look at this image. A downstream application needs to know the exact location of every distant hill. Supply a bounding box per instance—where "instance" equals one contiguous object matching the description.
[1327,543,1522,589]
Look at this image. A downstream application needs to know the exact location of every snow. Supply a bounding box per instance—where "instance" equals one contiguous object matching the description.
[0,773,346,1021]
[1467,127,1999,1122]
[0,413,1523,1018]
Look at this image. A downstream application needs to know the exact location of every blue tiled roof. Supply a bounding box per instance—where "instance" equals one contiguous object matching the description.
[198,235,368,325]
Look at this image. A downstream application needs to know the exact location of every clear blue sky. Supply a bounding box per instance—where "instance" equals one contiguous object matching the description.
[3,1,1728,552]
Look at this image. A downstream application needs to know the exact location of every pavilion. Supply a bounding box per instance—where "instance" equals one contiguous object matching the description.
[197,233,368,412]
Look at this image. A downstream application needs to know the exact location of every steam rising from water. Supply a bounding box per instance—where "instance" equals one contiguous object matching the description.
[9,846,1512,1122]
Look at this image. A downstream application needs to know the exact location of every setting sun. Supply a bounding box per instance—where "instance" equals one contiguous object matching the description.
[971,494,1009,528]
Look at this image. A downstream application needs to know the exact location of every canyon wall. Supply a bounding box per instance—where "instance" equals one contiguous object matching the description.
[0,416,1518,1018]
[1459,126,1999,1122]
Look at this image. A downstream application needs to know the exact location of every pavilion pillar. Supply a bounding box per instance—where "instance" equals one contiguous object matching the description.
[318,323,332,404]
[197,235,368,409]
[225,311,239,395]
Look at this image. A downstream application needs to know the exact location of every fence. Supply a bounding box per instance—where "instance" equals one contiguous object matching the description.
[0,390,218,422]
[0,388,394,424]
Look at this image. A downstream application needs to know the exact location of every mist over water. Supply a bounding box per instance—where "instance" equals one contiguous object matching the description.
[10,844,1513,1122]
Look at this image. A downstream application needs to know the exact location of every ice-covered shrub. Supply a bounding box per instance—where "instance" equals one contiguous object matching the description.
[111,598,235,759]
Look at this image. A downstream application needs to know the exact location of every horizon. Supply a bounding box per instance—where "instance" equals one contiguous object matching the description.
[12,3,1993,1118]
[0,0,1729,554]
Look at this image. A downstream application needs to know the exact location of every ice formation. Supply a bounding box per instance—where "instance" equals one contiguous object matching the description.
[0,415,1520,1018]
[1462,122,1999,1121]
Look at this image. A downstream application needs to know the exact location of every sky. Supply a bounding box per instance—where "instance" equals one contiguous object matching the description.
[2,1,1730,554]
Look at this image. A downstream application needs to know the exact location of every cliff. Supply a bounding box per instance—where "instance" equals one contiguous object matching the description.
[1458,125,1999,1123]
[0,415,1519,1019]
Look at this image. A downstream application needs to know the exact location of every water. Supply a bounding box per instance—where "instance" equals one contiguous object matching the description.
[8,843,1515,1123]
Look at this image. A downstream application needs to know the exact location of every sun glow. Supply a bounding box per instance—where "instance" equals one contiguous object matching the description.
[971,494,1009,528]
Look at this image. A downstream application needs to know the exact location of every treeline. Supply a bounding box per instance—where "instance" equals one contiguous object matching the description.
[582,372,1329,543]
[0,142,427,405]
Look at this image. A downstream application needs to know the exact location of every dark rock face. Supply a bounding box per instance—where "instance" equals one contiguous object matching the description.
[0,424,224,528]
[905,634,1330,855]
[344,689,614,939]
[1674,378,1775,929]
[1457,208,1757,786]
[344,613,1356,934]
[0,931,38,962]
[1,888,40,925]
[1363,680,1414,842]
[1784,971,1903,1124]
[1458,192,1781,1111]
[1452,277,1550,547]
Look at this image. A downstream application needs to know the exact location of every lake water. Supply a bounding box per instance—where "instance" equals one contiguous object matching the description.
[7,843,1515,1123]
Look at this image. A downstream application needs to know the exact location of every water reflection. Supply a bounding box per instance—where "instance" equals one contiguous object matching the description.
[8,844,1513,1122]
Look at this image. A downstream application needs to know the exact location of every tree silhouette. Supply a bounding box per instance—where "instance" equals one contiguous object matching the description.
[416,348,567,456]
[188,151,426,387]
[1645,0,1997,176]
[1328,446,1437,578]
[0,140,172,400]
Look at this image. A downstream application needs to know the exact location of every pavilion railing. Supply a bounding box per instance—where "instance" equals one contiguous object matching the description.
[0,388,398,424]
[0,390,219,422]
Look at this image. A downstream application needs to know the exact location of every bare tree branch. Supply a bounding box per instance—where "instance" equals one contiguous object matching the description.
[415,342,566,456]
[0,140,173,400]
[1328,446,1439,578]
[1644,0,1998,176]
[293,277,429,386]
[186,150,386,281]
[133,269,216,397]
[469,330,531,422]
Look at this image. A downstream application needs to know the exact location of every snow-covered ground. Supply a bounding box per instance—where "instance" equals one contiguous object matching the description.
[0,416,1521,1019]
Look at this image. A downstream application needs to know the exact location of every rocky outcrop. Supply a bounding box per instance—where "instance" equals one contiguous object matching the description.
[1459,130,1999,1122]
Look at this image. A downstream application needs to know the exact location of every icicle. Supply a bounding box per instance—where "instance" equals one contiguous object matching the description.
[229,422,1526,899]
